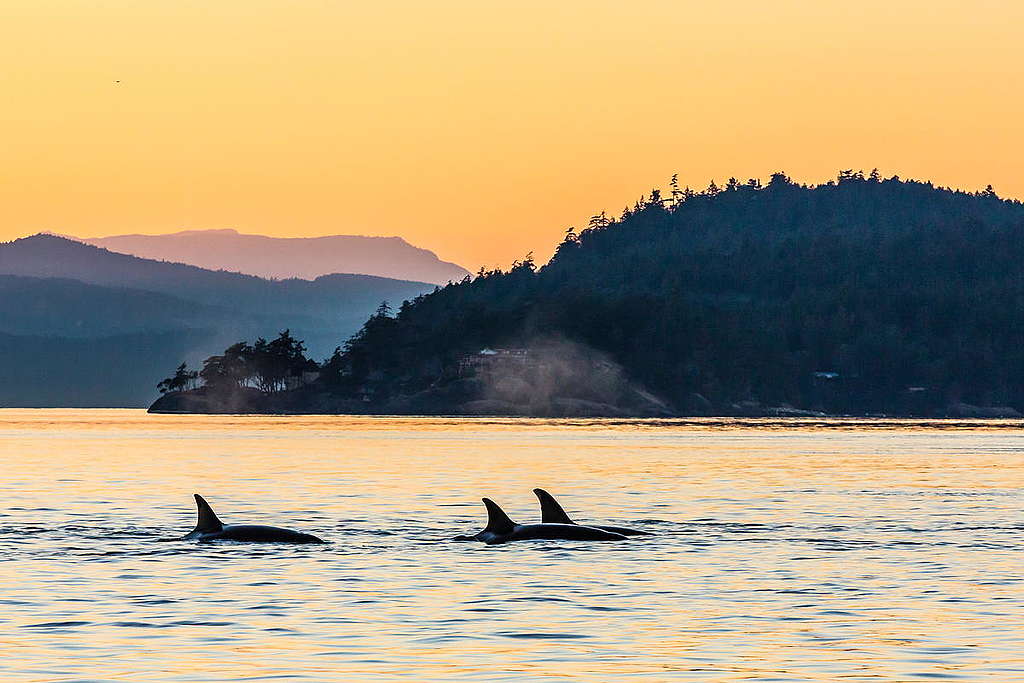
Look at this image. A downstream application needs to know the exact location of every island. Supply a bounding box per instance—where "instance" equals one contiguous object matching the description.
[150,172,1024,418]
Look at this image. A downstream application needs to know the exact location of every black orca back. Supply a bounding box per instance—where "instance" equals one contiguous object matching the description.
[533,488,652,536]
[186,494,325,543]
[504,523,627,544]
[213,525,325,544]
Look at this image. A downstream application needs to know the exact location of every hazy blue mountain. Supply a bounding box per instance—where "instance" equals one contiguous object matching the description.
[0,235,435,352]
[0,329,216,408]
[76,229,470,285]
[0,275,235,338]
[0,235,438,406]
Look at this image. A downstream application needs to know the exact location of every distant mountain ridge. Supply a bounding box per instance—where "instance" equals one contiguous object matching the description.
[0,235,434,327]
[73,229,470,285]
[0,274,233,338]
[0,234,437,406]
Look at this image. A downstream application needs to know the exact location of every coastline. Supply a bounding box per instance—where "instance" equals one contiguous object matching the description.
[147,386,1022,419]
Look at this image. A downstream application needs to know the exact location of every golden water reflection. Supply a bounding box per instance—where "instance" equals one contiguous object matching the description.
[0,410,1021,681]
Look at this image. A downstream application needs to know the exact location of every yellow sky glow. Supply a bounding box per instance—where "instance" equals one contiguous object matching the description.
[2,0,1022,269]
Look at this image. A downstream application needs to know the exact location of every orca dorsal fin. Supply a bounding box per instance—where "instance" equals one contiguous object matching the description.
[482,498,516,534]
[192,494,224,534]
[533,488,574,524]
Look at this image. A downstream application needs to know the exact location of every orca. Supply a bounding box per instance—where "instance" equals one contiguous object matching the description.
[183,494,325,544]
[533,488,652,536]
[456,497,627,545]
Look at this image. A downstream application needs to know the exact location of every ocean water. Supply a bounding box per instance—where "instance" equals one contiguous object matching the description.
[0,410,1022,681]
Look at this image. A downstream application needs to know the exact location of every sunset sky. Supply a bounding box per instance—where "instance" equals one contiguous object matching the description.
[3,1,1022,269]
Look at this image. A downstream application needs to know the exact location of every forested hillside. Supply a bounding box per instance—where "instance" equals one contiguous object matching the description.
[327,172,1024,415]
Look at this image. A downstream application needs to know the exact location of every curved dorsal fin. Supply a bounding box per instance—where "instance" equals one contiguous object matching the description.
[192,494,224,534]
[482,498,516,534]
[533,488,574,524]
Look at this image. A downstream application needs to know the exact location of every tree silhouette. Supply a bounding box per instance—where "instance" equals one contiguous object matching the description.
[157,362,199,393]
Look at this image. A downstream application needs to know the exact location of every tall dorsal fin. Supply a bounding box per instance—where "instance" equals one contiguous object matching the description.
[192,494,224,534]
[482,498,516,535]
[533,488,574,524]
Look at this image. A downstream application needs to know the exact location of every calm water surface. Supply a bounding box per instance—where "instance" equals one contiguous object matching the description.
[0,410,1022,681]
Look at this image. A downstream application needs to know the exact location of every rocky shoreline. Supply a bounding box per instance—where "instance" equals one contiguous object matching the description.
[147,381,675,418]
[148,386,1021,419]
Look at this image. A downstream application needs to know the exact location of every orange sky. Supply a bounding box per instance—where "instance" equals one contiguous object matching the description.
[2,1,1022,270]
